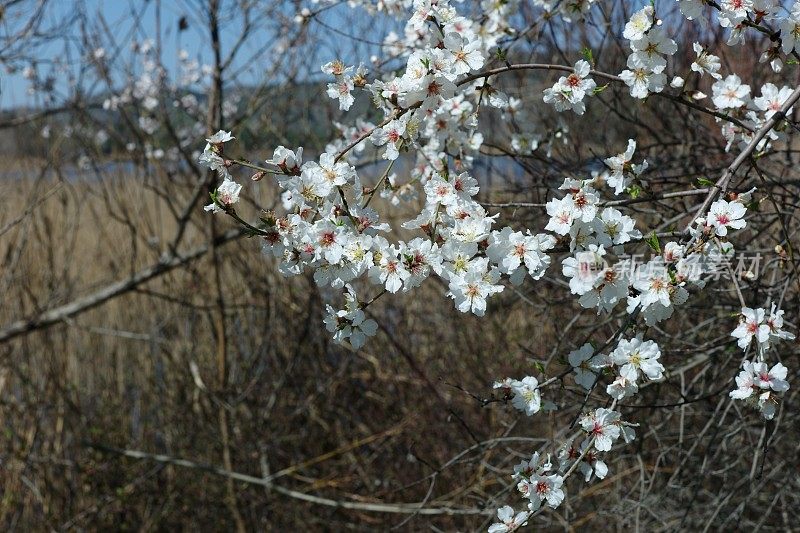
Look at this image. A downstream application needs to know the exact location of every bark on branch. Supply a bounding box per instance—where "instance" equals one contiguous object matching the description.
[0,227,247,344]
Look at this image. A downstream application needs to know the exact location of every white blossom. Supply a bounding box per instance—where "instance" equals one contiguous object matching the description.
[712,75,751,110]
[510,376,542,416]
[623,5,654,41]
[619,54,666,99]
[488,506,530,533]
[707,199,747,236]
[580,408,622,452]
[610,337,665,383]
[204,179,242,213]
[690,43,722,79]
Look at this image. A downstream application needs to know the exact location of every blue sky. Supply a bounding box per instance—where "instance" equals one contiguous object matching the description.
[2,0,749,110]
[5,3,131,106]
[2,1,204,108]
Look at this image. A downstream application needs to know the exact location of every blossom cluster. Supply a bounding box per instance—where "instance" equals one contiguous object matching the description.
[193,0,799,530]
[488,403,637,528]
[729,304,794,419]
[619,6,674,99]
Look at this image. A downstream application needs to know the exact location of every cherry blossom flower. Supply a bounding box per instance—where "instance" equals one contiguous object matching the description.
[610,337,665,383]
[712,75,751,110]
[568,343,605,390]
[370,115,410,160]
[448,258,504,316]
[510,132,541,155]
[753,361,790,392]
[623,5,654,41]
[205,129,234,147]
[606,374,639,400]
[630,259,672,309]
[619,54,666,99]
[759,46,783,73]
[567,223,598,253]
[327,76,355,111]
[718,0,753,27]
[578,261,631,313]
[369,242,410,293]
[731,307,770,351]
[663,242,685,264]
[451,172,480,201]
[338,234,374,282]
[324,305,378,349]
[487,228,555,283]
[559,178,599,223]
[707,199,747,236]
[512,452,551,481]
[753,83,794,119]
[562,245,607,296]
[440,240,478,280]
[204,179,242,213]
[323,60,357,111]
[402,73,457,110]
[268,146,303,175]
[198,150,229,176]
[604,139,648,195]
[545,196,576,235]
[594,208,642,248]
[779,4,800,54]
[481,83,511,109]
[313,220,347,264]
[542,60,597,115]
[443,32,484,76]
[559,440,609,483]
[690,43,722,79]
[510,376,542,416]
[766,303,796,344]
[423,173,459,206]
[488,506,530,533]
[398,238,442,290]
[522,472,565,511]
[321,60,353,77]
[580,408,622,452]
[302,152,356,198]
[731,305,794,355]
[630,27,677,71]
[730,360,790,419]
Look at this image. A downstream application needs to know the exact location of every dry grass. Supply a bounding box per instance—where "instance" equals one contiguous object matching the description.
[0,163,568,530]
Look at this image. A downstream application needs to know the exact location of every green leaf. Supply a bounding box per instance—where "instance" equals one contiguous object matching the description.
[645,231,661,253]
[593,83,609,94]
[581,47,594,65]
[697,177,714,187]
[627,184,642,199]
